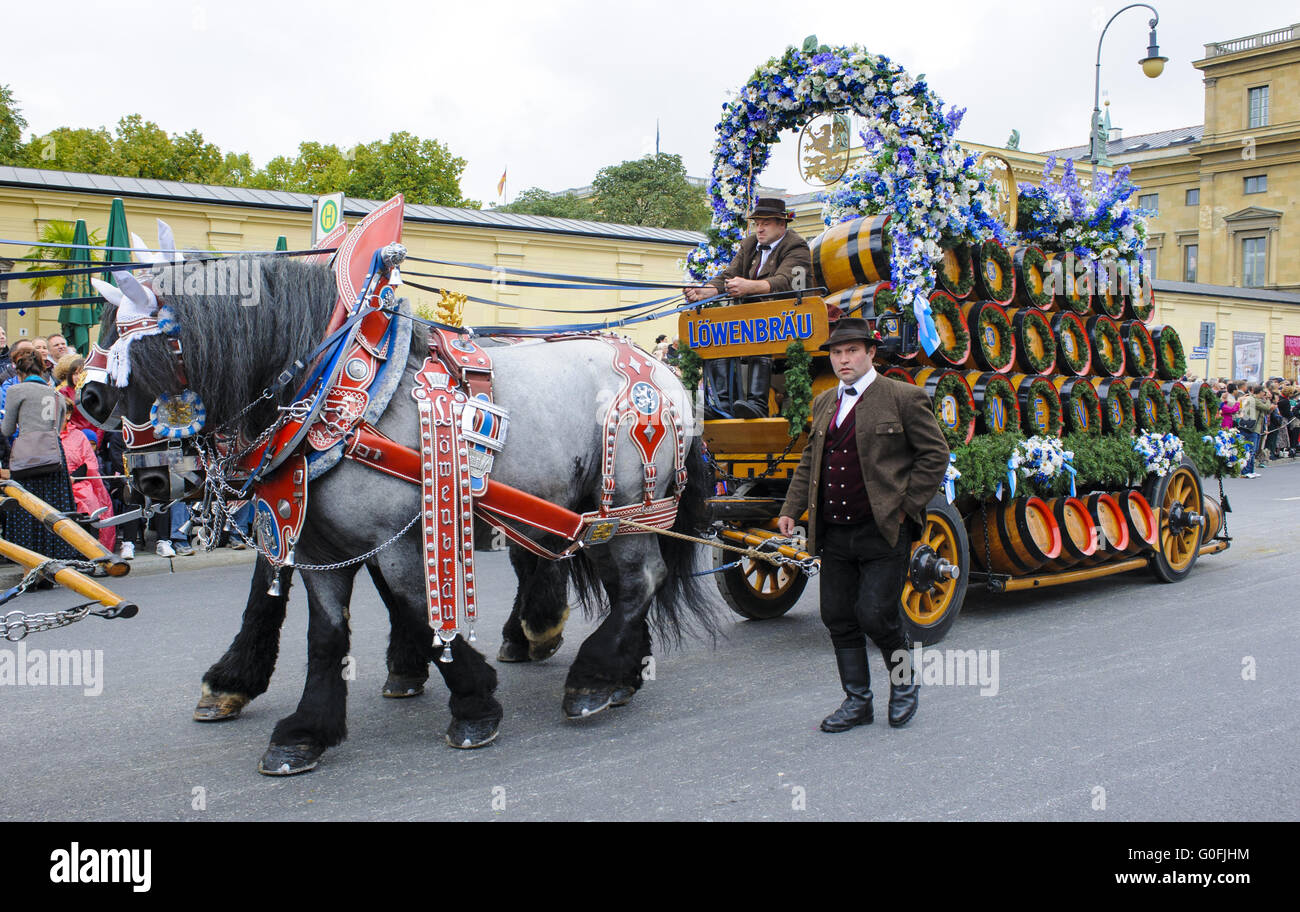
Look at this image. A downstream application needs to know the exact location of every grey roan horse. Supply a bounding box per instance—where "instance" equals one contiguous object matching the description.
[108,255,714,775]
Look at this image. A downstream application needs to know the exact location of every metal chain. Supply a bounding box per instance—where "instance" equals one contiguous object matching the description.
[280,512,422,572]
[616,518,820,576]
[706,435,801,485]
[1,558,120,641]
[979,500,997,591]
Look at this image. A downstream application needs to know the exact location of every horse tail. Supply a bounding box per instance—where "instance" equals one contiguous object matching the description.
[648,434,720,646]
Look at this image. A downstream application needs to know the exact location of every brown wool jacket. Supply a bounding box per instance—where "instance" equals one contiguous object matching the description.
[705,229,812,296]
[780,375,950,553]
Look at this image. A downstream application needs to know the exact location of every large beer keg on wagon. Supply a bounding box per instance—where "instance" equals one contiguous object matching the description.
[810,215,892,294]
[1039,496,1099,571]
[969,496,1062,575]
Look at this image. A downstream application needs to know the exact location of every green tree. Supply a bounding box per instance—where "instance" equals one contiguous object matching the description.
[343,132,478,208]
[17,126,114,172]
[497,186,597,219]
[0,84,27,163]
[590,153,709,230]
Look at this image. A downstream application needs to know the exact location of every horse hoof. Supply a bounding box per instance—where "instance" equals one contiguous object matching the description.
[381,673,427,698]
[193,685,251,722]
[563,688,617,720]
[446,714,501,749]
[497,640,532,663]
[257,743,322,776]
[527,634,563,662]
[610,686,635,707]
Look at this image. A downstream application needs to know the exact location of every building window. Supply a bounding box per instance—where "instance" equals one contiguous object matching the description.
[1138,193,1159,214]
[1244,174,1267,194]
[1248,86,1270,128]
[1183,245,1198,283]
[1185,188,1199,206]
[1144,247,1158,280]
[1242,237,1267,287]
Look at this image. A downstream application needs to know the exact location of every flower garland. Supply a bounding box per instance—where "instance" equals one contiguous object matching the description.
[1011,435,1075,494]
[1062,379,1102,436]
[780,340,813,438]
[935,244,975,299]
[1152,325,1187,380]
[931,372,976,447]
[1013,308,1057,374]
[1203,428,1250,477]
[687,39,1008,359]
[1088,316,1125,376]
[1132,377,1170,432]
[1051,312,1090,374]
[1166,383,1193,432]
[1016,156,1151,263]
[1123,322,1156,378]
[970,302,1015,372]
[976,374,1019,435]
[1133,431,1184,478]
[974,239,1015,302]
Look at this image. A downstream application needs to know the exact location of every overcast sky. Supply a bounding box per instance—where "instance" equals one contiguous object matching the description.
[2,0,1287,206]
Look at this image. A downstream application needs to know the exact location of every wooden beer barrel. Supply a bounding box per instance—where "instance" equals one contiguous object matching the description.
[1162,381,1192,431]
[972,239,1016,304]
[1043,251,1092,314]
[1093,259,1129,318]
[1149,324,1186,380]
[824,282,894,321]
[1086,314,1127,377]
[1186,381,1219,431]
[1118,490,1159,554]
[964,371,1020,435]
[962,300,1016,373]
[881,365,914,384]
[1006,306,1057,374]
[1128,268,1155,322]
[1053,375,1103,436]
[1093,376,1134,435]
[1010,246,1052,310]
[1080,492,1130,566]
[935,243,974,299]
[1121,320,1157,378]
[1040,496,1099,571]
[909,367,976,445]
[969,496,1062,575]
[1050,311,1091,376]
[917,290,972,368]
[1008,372,1063,437]
[810,215,892,295]
[1131,377,1168,432]
[1202,493,1223,540]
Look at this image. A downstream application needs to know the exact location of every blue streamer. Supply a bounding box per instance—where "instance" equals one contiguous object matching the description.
[944,453,957,504]
[914,296,941,356]
[1062,457,1077,497]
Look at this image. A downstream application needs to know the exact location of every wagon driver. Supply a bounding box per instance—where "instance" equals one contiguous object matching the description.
[683,197,812,419]
[777,318,950,731]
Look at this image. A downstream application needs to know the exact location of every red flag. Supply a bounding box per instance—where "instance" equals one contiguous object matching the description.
[497,168,507,198]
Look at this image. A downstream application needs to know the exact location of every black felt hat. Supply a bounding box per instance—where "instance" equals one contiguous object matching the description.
[819,317,883,351]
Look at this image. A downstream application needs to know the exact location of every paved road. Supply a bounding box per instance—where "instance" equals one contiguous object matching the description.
[1,465,1296,821]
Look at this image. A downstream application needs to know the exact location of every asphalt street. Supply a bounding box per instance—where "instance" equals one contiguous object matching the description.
[0,464,1296,822]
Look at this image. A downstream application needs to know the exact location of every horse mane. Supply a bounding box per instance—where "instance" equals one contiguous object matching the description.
[127,255,339,439]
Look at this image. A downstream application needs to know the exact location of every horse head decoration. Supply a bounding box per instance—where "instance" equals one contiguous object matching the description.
[96,197,717,775]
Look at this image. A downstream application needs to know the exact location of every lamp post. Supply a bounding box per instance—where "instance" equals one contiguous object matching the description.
[1090,4,1168,167]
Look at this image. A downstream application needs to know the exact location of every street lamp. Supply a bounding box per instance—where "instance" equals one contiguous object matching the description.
[1091,4,1167,166]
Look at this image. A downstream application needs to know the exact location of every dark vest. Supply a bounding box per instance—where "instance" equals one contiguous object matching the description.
[821,402,872,524]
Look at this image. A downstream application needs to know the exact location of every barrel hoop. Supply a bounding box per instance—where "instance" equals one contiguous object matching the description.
[845,220,871,287]
[995,502,1036,574]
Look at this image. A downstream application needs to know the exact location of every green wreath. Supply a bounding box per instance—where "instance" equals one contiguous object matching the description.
[977,374,1019,435]
[1132,378,1170,432]
[1194,383,1219,431]
[1166,383,1193,432]
[781,340,813,438]
[1014,246,1052,309]
[1059,256,1093,315]
[1100,379,1134,435]
[1153,325,1187,380]
[1062,380,1102,437]
[1090,317,1125,375]
[1123,323,1155,378]
[952,431,1022,500]
[1129,263,1155,321]
[1052,313,1090,374]
[1020,377,1062,437]
[935,243,974,298]
[926,293,971,366]
[931,372,976,448]
[874,285,896,313]
[971,303,1015,372]
[1013,308,1057,373]
[975,240,1015,302]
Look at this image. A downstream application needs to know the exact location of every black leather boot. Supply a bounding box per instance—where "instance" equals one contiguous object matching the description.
[820,647,874,732]
[885,646,919,728]
[703,358,735,420]
[731,356,772,419]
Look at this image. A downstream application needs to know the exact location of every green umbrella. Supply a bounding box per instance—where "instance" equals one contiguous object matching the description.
[94,199,133,350]
[275,235,288,251]
[58,219,95,353]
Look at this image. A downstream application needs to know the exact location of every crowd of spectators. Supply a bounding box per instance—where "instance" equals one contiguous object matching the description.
[0,327,252,563]
[1204,376,1298,478]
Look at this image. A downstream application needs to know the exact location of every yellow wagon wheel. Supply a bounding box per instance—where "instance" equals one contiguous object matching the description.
[1142,457,1205,583]
[714,536,809,620]
[900,493,969,644]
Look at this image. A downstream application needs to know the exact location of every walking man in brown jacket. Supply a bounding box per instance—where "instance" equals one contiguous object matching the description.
[778,318,949,731]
